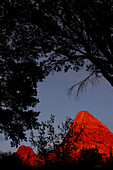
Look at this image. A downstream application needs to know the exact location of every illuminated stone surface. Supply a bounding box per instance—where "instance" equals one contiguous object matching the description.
[16,145,45,167]
[62,111,113,160]
[16,111,113,168]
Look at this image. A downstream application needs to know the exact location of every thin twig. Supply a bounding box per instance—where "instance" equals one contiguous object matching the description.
[68,71,95,99]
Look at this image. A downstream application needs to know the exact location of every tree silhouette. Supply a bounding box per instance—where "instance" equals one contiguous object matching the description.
[1,0,113,146]
[38,0,113,93]
[29,115,72,156]
[0,0,45,146]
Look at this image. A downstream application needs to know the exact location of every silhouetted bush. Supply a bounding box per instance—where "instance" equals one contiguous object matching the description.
[77,147,105,168]
[0,151,36,170]
[29,114,72,155]
[1,150,113,170]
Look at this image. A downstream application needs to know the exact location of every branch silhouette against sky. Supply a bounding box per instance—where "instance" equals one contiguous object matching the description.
[0,0,113,147]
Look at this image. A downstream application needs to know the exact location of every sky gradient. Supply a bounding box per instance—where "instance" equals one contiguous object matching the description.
[0,69,113,152]
[38,69,113,130]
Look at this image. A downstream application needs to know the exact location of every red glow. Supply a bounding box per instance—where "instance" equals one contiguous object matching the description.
[16,111,113,168]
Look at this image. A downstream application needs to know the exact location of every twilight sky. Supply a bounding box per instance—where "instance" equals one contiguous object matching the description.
[37,69,113,130]
[0,69,113,152]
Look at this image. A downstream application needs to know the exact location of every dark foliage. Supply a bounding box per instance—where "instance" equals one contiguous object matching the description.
[40,147,113,169]
[38,0,113,88]
[0,0,45,146]
[29,114,72,156]
[0,152,35,170]
[77,147,104,168]
[1,0,113,146]
[0,149,113,170]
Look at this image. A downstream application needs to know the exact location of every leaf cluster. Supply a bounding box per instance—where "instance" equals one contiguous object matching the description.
[29,114,72,156]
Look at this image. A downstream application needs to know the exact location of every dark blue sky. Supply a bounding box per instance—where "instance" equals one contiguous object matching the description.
[0,69,113,152]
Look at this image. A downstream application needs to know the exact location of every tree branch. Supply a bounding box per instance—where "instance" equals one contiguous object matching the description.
[68,71,98,100]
